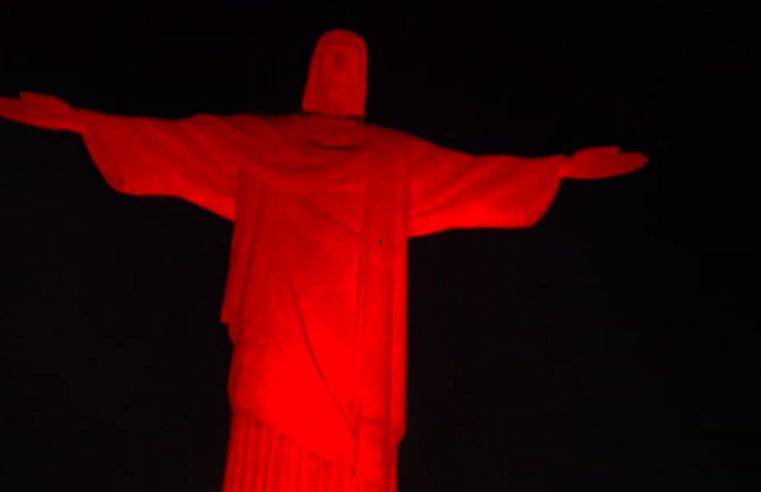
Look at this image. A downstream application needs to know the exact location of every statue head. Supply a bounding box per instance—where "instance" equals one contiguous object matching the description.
[302,29,368,119]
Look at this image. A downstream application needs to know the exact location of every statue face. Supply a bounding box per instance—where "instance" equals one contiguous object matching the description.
[316,43,363,106]
[302,30,368,119]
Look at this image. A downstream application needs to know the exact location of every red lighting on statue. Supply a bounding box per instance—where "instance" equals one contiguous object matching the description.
[0,29,647,492]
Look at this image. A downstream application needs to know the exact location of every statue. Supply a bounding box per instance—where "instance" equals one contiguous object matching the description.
[0,29,647,492]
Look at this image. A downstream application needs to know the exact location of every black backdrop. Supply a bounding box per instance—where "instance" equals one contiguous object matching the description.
[1,2,758,491]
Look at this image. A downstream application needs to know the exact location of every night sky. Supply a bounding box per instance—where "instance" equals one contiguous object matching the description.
[1,2,758,491]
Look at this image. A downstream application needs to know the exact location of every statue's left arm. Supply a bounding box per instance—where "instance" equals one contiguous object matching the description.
[408,139,648,237]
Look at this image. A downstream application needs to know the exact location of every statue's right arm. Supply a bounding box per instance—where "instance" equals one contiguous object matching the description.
[0,92,84,132]
[1,94,347,215]
[0,93,239,220]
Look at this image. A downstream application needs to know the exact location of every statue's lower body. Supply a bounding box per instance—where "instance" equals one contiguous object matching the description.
[221,412,382,492]
[223,318,398,492]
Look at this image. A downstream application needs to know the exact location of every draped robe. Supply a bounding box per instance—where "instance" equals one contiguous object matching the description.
[78,110,568,492]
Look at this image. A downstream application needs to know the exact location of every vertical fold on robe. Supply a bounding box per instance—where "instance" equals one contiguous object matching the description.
[222,413,380,492]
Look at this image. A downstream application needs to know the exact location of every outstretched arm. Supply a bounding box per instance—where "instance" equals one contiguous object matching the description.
[0,92,83,132]
[408,139,647,237]
[0,92,255,220]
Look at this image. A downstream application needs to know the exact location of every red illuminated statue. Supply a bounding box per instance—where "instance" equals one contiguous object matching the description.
[0,29,646,492]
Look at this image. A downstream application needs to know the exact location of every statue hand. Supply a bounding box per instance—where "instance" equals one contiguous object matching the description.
[561,146,648,179]
[0,92,83,132]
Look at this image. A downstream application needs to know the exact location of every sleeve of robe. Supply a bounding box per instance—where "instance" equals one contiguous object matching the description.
[408,139,569,237]
[75,110,265,221]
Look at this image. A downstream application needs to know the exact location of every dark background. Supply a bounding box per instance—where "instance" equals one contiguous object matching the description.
[1,2,758,491]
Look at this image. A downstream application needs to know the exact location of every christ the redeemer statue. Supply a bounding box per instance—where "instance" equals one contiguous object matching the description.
[0,29,647,492]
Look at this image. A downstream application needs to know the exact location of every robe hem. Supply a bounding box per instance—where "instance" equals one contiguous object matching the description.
[222,411,383,492]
